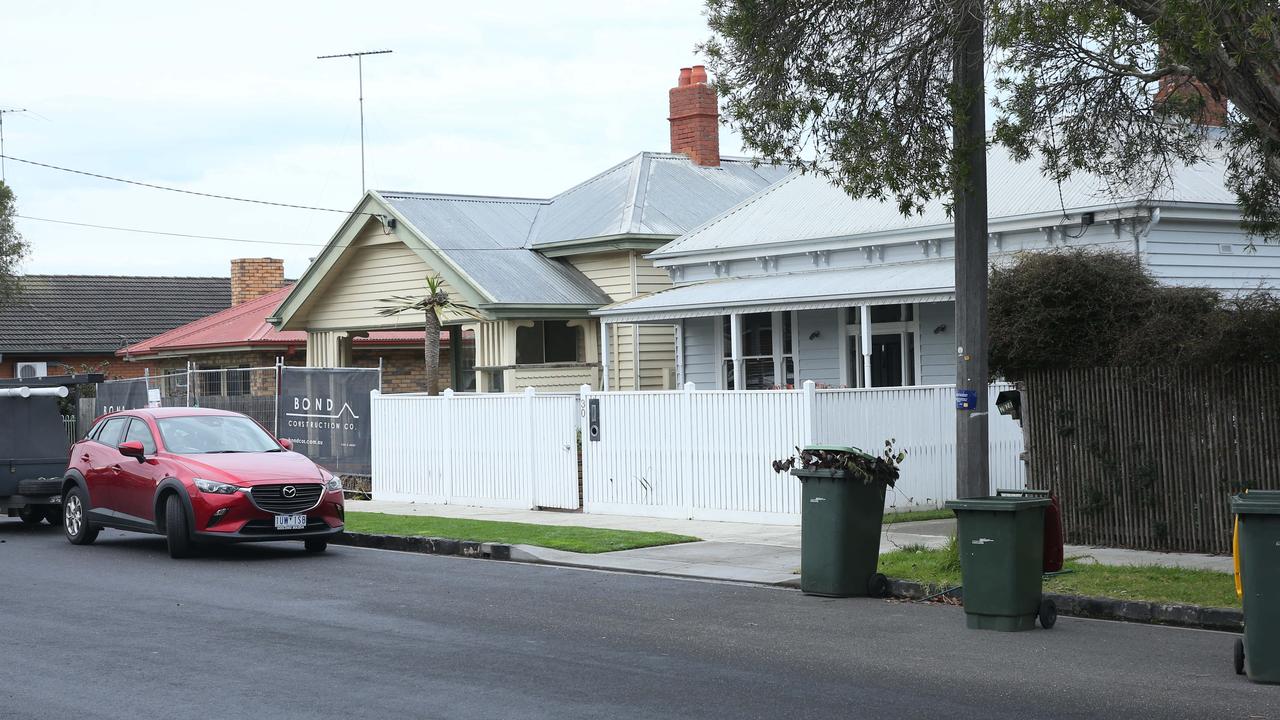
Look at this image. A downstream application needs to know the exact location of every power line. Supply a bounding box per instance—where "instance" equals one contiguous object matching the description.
[0,153,374,215]
[16,214,326,247]
[15,213,530,251]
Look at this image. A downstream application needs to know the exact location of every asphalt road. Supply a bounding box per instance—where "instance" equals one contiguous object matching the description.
[1,519,1274,720]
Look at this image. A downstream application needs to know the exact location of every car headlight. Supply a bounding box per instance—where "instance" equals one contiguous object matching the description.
[326,476,343,493]
[194,478,240,495]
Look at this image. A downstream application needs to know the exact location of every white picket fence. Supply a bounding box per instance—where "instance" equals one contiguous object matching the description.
[581,383,1024,524]
[370,382,1026,525]
[371,388,580,510]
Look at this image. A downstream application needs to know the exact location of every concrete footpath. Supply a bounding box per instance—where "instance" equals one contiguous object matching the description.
[350,499,1233,586]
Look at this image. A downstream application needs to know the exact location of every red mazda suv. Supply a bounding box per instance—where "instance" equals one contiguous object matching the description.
[62,407,344,558]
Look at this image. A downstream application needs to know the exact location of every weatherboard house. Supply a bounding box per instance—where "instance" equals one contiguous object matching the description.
[592,147,1280,391]
[266,66,789,392]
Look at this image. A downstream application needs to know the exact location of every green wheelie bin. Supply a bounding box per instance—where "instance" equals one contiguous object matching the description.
[793,446,889,598]
[945,492,1056,631]
[1231,490,1280,684]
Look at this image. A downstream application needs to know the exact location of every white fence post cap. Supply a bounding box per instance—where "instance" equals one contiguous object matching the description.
[683,381,696,392]
[443,388,454,398]
[524,386,536,396]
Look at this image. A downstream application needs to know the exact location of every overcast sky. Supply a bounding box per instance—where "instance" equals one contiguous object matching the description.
[0,1,749,277]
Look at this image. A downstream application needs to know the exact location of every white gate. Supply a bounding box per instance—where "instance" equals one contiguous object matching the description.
[580,382,1025,524]
[371,388,580,510]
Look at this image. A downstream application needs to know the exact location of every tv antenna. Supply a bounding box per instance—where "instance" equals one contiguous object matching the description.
[0,108,28,183]
[317,49,393,195]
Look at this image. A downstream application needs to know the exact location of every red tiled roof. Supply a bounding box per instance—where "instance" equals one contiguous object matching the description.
[119,285,432,357]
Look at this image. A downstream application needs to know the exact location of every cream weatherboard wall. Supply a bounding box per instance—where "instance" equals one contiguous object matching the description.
[569,250,676,390]
[295,220,477,368]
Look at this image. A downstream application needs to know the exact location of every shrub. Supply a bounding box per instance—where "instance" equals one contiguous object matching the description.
[989,248,1280,378]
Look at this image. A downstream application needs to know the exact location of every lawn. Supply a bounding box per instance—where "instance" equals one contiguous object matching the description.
[882,508,954,524]
[344,512,700,554]
[878,541,1239,609]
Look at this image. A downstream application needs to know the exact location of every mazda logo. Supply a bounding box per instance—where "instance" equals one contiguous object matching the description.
[282,486,297,498]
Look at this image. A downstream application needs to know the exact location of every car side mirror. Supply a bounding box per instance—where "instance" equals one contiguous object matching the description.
[279,438,293,451]
[118,440,147,461]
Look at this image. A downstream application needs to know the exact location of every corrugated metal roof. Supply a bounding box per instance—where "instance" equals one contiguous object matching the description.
[121,285,429,357]
[652,146,1239,259]
[594,261,955,322]
[529,153,790,246]
[375,153,790,307]
[379,192,611,306]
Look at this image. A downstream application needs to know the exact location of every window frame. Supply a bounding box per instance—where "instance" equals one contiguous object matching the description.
[720,311,799,390]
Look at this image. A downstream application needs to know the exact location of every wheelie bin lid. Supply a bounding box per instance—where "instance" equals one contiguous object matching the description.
[1230,491,1280,515]
[801,445,875,461]
[945,495,1052,512]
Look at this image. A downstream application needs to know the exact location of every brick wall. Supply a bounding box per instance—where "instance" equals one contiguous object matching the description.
[669,65,719,167]
[150,347,453,395]
[354,348,453,393]
[1,354,159,381]
[230,258,287,306]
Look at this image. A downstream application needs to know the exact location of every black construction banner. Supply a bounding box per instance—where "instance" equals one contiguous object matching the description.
[276,367,379,476]
[94,379,148,418]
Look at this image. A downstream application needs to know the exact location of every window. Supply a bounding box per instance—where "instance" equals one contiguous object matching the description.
[516,321,580,364]
[847,303,920,388]
[452,327,477,392]
[156,415,279,454]
[225,367,251,396]
[199,370,223,397]
[722,312,796,389]
[95,417,129,448]
[122,418,157,454]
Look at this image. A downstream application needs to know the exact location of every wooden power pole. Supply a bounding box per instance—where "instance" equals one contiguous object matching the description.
[952,0,990,499]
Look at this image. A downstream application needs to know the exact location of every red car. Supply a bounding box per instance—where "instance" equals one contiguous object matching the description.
[62,407,344,558]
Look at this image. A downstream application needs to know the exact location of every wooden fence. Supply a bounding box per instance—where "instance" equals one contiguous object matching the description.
[1024,366,1280,554]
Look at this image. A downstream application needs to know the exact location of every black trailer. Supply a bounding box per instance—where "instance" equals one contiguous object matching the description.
[0,374,102,525]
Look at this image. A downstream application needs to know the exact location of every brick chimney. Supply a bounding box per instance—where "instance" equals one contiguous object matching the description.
[669,65,720,167]
[230,258,286,306]
[1155,74,1227,127]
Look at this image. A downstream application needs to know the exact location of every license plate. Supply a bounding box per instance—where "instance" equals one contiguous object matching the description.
[274,514,307,530]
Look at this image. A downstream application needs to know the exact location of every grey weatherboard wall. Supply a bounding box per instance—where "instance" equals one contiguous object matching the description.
[795,309,842,387]
[917,302,956,386]
[682,316,719,387]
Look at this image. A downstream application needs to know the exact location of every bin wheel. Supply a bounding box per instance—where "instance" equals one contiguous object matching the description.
[1235,638,1245,676]
[1037,598,1057,629]
[866,573,889,598]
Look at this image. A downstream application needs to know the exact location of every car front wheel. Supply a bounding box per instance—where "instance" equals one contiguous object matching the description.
[64,489,99,545]
[164,494,195,559]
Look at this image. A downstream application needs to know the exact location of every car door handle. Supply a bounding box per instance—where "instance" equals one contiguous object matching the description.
[80,454,91,462]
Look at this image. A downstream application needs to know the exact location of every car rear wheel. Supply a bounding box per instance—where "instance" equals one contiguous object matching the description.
[304,539,328,553]
[164,494,195,559]
[64,489,99,545]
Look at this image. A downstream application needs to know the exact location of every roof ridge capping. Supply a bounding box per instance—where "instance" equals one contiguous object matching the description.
[376,190,550,205]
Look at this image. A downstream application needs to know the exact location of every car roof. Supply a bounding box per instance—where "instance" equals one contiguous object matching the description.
[110,407,245,420]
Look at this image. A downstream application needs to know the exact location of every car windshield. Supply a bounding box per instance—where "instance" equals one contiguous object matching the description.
[155,415,281,454]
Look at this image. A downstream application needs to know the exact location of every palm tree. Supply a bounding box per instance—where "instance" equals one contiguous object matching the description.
[377,275,479,395]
